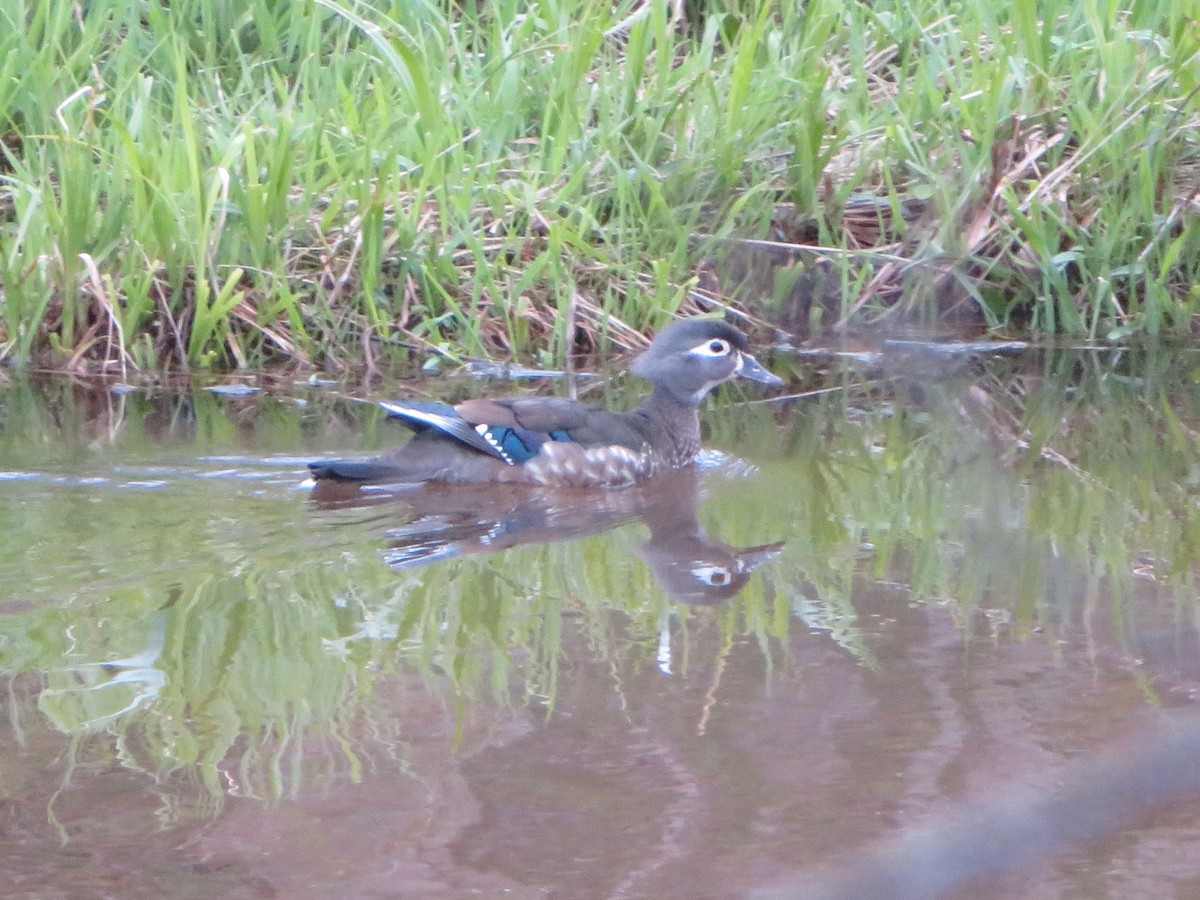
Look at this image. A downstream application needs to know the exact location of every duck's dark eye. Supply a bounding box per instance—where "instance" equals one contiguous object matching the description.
[692,339,731,357]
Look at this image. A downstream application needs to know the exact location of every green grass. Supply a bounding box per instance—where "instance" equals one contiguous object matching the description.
[2,0,1199,370]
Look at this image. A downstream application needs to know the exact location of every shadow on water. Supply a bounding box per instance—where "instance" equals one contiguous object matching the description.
[3,347,1200,897]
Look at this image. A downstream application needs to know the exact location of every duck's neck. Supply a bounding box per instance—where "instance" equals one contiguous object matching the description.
[633,385,703,468]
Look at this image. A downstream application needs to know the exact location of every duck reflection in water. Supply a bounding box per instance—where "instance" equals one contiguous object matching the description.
[310,464,782,606]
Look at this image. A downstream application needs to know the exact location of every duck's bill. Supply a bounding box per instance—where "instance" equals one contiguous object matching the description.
[737,353,784,387]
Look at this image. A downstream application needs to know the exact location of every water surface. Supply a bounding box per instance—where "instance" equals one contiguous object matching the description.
[3,349,1200,899]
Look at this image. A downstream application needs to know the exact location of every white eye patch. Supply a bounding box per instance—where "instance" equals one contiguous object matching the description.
[692,564,733,586]
[689,338,732,357]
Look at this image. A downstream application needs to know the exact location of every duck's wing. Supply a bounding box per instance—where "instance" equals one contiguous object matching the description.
[449,397,593,464]
[382,398,590,465]
[381,397,647,466]
[457,398,650,452]
[380,400,508,461]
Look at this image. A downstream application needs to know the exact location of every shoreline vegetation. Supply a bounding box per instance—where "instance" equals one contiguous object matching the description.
[1,0,1198,373]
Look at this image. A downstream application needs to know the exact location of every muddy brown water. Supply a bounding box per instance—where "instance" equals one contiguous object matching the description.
[3,348,1200,899]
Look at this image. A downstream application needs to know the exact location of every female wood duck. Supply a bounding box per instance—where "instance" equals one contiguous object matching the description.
[307,318,782,487]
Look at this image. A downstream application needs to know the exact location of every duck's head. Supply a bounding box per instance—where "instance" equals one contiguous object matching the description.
[631,318,782,406]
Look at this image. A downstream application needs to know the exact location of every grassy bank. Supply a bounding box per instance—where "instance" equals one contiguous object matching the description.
[2,0,1198,371]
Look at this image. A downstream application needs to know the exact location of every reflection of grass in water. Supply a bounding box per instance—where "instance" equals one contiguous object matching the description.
[13,513,787,819]
[7,353,1200,814]
[329,525,788,713]
[744,350,1200,655]
[31,571,376,816]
